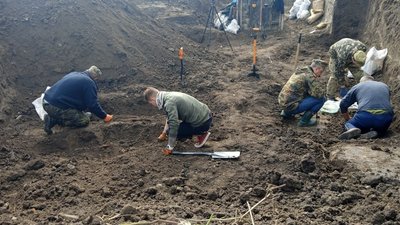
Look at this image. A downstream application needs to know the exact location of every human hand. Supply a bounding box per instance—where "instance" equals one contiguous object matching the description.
[104,114,113,123]
[162,145,173,155]
[158,132,167,141]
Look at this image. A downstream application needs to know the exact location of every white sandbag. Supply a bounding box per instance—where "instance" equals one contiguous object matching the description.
[32,86,50,121]
[289,0,303,19]
[320,100,340,114]
[297,0,311,20]
[297,9,310,20]
[226,19,240,34]
[214,13,228,29]
[361,47,388,75]
[319,99,358,114]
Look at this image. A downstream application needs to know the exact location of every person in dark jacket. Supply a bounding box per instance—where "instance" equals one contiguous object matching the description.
[338,75,394,140]
[42,66,113,135]
[144,87,212,155]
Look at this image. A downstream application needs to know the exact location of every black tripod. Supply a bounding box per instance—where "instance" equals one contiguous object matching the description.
[200,0,234,52]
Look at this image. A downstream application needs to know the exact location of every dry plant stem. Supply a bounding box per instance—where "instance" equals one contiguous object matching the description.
[120,220,181,225]
[124,185,286,225]
[239,193,270,220]
[104,213,121,221]
[205,213,214,225]
[246,201,255,225]
[239,184,285,221]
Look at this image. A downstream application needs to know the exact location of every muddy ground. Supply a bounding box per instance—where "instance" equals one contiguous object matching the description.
[0,0,400,224]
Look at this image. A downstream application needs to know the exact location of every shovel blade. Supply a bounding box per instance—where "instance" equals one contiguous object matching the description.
[172,151,241,159]
[211,151,241,159]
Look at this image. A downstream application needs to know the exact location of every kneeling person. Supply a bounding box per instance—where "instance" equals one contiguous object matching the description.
[338,75,394,140]
[278,59,328,126]
[42,66,113,135]
[144,87,212,155]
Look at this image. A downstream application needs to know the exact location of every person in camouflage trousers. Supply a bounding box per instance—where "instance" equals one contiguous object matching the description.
[278,59,328,127]
[42,66,113,135]
[326,38,367,100]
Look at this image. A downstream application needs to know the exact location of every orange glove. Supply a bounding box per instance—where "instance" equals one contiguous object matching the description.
[162,149,173,155]
[158,132,167,141]
[162,145,173,155]
[104,114,113,123]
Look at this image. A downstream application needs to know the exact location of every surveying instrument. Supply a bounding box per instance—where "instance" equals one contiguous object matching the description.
[200,0,234,52]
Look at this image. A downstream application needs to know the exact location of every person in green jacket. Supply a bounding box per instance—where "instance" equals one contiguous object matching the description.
[144,87,212,155]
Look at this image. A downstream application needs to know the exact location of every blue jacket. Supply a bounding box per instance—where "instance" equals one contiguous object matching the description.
[340,80,393,114]
[44,71,107,119]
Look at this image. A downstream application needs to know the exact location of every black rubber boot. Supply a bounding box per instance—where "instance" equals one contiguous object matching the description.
[298,111,317,127]
[44,114,56,135]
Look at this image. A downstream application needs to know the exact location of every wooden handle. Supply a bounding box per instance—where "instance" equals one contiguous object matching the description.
[252,39,257,65]
[294,33,302,70]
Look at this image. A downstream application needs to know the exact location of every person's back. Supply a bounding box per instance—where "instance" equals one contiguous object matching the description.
[163,92,210,127]
[42,66,112,135]
[338,76,393,140]
[341,80,392,113]
[44,72,97,111]
[329,38,366,61]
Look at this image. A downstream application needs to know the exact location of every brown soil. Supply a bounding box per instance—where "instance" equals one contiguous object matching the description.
[1,0,400,224]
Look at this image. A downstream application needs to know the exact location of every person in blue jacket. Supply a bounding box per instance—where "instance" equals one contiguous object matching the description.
[338,75,394,140]
[42,66,113,135]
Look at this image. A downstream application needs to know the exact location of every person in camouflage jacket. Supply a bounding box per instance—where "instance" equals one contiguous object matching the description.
[326,38,367,99]
[278,59,328,127]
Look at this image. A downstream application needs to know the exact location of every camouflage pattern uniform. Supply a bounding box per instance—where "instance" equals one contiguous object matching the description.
[43,103,90,128]
[326,38,367,99]
[278,66,325,112]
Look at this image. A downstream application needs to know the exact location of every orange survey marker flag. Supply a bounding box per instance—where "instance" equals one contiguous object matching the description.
[178,47,184,60]
[179,47,185,86]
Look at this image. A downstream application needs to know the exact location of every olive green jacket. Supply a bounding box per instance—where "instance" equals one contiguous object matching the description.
[162,92,210,147]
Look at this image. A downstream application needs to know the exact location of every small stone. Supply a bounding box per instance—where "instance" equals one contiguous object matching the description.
[101,187,113,198]
[7,170,27,181]
[361,175,383,187]
[162,177,185,186]
[300,154,316,173]
[121,204,139,217]
[24,160,45,170]
[145,187,157,195]
[207,191,219,201]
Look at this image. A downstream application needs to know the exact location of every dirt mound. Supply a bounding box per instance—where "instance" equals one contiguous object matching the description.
[1,0,400,224]
[0,0,207,119]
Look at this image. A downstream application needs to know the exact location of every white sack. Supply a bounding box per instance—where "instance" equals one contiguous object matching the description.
[361,47,388,75]
[297,0,311,20]
[214,13,228,29]
[289,0,303,19]
[320,99,358,114]
[320,100,340,114]
[226,19,240,34]
[32,86,51,121]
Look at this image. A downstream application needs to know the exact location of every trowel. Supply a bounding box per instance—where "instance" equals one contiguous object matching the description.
[172,151,241,159]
